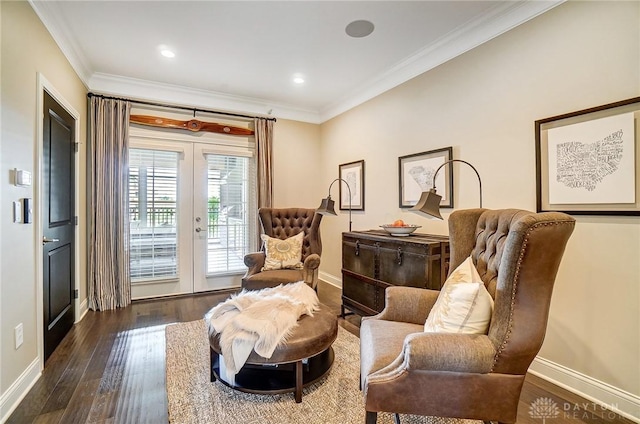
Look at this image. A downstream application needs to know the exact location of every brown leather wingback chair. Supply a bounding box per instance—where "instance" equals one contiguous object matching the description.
[242,208,323,291]
[360,209,575,424]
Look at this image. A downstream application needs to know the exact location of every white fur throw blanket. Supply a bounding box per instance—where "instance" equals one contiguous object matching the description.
[205,281,319,383]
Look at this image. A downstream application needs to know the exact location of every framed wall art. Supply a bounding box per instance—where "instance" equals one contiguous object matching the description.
[536,96,640,215]
[398,147,453,209]
[339,160,365,211]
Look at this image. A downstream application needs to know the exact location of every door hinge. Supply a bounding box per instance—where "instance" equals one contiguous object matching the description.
[73,289,79,299]
[74,142,79,153]
[74,216,78,225]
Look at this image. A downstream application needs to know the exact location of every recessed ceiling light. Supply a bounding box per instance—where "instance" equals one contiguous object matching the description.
[157,44,176,58]
[293,76,305,84]
[160,49,175,58]
[345,20,375,38]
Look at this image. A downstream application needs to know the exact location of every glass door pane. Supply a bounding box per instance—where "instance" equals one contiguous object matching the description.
[129,149,179,280]
[206,155,252,274]
[193,144,256,292]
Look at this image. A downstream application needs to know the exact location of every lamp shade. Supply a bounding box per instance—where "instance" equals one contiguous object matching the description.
[318,178,353,231]
[409,189,443,219]
[409,159,482,220]
[316,196,337,216]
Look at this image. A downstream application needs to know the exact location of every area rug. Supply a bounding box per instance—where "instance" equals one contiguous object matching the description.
[165,319,479,424]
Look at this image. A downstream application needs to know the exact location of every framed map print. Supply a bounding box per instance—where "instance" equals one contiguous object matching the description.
[536,97,640,215]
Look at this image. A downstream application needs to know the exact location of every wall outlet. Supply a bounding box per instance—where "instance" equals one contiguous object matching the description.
[15,323,23,349]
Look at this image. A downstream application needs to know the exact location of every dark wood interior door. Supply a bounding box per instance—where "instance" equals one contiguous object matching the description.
[43,90,76,362]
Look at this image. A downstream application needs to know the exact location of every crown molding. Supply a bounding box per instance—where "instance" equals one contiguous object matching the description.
[30,0,563,124]
[319,0,565,122]
[28,0,92,85]
[89,73,322,123]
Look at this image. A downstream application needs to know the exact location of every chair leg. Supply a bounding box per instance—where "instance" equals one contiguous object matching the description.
[394,413,401,424]
[365,411,377,424]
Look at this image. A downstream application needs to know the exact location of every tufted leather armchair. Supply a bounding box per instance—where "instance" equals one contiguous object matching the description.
[242,208,323,291]
[360,209,575,424]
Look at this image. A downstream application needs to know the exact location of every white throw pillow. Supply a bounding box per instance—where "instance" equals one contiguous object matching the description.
[424,256,494,334]
[261,232,304,271]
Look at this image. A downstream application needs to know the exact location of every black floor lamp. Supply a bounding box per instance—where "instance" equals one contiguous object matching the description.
[409,159,482,219]
[317,178,352,231]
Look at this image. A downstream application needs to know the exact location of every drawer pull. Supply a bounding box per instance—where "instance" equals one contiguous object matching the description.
[396,247,403,265]
[355,240,360,256]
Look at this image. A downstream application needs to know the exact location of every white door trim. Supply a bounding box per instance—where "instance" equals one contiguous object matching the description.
[128,138,194,299]
[35,73,81,373]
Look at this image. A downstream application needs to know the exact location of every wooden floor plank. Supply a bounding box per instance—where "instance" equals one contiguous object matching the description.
[39,329,101,415]
[7,281,631,424]
[111,325,167,424]
[86,328,132,423]
[57,379,102,424]
[31,409,64,424]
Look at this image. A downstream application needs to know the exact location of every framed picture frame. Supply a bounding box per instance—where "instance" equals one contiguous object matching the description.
[398,147,453,208]
[536,96,640,215]
[339,160,365,211]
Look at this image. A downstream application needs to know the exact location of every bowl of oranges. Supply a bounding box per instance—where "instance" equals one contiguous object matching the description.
[380,220,421,236]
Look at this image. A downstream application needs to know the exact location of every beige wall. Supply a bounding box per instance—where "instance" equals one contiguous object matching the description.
[272,119,322,209]
[318,0,640,406]
[1,0,87,400]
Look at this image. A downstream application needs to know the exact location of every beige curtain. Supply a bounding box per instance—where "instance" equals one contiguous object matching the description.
[255,118,273,208]
[88,97,131,311]
[254,118,274,249]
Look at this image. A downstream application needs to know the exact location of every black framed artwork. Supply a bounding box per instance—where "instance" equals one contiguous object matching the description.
[339,160,365,211]
[398,147,453,209]
[536,97,640,215]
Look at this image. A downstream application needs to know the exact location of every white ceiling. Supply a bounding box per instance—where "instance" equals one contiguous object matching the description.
[30,1,562,123]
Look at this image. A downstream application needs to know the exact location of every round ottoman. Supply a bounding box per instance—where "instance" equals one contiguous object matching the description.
[209,304,338,403]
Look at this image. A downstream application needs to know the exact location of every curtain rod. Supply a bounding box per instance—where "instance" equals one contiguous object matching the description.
[87,92,277,122]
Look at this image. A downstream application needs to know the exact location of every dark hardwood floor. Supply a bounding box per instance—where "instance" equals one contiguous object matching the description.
[7,281,631,424]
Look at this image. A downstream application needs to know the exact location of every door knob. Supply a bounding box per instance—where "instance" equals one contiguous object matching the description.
[42,237,59,244]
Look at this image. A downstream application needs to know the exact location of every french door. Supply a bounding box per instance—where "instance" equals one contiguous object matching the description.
[128,139,256,299]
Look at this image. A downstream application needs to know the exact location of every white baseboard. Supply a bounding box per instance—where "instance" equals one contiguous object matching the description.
[529,356,640,423]
[75,297,88,323]
[319,271,341,289]
[0,358,41,424]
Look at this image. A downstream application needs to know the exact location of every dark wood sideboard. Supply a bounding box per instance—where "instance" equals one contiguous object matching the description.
[341,230,450,317]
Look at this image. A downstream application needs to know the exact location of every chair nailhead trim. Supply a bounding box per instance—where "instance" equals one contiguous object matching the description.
[490,220,574,372]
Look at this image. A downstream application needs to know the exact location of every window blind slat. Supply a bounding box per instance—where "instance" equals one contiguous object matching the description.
[129,149,179,281]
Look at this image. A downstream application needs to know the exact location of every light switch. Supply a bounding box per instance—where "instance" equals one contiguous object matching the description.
[13,201,22,223]
[15,323,23,349]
